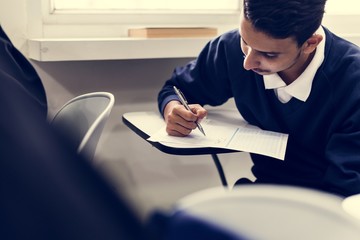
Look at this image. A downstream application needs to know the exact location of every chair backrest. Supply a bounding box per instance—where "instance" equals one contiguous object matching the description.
[51,92,115,160]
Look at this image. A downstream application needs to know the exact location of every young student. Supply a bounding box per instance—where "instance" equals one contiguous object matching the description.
[157,0,360,197]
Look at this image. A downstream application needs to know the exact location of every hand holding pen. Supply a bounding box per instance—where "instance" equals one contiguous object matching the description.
[173,86,206,136]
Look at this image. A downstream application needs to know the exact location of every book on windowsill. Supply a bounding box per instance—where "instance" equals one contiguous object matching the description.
[128,27,218,38]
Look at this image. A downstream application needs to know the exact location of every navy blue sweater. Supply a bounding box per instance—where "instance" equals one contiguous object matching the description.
[158,27,360,197]
[0,26,47,118]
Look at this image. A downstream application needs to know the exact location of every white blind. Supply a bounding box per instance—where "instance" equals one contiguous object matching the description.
[52,0,240,11]
[52,0,360,14]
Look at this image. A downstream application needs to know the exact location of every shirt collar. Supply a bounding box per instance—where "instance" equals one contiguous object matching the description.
[263,26,326,102]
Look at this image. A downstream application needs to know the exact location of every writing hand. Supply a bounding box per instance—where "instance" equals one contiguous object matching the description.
[164,100,207,137]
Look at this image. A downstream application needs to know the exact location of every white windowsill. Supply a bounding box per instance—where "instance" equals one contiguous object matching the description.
[27,33,360,62]
[28,37,214,61]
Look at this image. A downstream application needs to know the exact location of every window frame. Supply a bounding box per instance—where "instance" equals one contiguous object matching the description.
[30,0,360,38]
[27,0,360,62]
[29,0,241,39]
[51,0,240,12]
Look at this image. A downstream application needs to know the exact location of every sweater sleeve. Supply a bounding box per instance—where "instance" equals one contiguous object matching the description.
[324,130,360,196]
[0,26,47,118]
[157,30,241,116]
[323,74,360,196]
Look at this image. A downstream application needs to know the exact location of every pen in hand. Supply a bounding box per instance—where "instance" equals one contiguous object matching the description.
[173,86,206,136]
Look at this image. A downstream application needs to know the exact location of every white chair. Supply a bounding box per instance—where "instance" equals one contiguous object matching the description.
[169,185,360,240]
[51,92,115,161]
[342,193,360,220]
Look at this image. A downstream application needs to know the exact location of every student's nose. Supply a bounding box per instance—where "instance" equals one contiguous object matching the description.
[243,49,260,71]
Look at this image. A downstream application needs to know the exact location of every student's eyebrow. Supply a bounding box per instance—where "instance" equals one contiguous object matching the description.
[241,37,281,55]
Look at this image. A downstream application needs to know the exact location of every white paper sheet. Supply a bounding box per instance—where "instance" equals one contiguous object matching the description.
[148,118,288,160]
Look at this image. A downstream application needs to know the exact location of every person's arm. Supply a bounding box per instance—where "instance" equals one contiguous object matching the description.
[157,30,241,136]
[0,26,47,118]
[323,101,360,196]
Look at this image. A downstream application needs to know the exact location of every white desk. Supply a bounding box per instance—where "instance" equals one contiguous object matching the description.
[122,109,243,186]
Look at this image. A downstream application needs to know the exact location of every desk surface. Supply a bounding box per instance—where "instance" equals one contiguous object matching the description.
[122,109,241,155]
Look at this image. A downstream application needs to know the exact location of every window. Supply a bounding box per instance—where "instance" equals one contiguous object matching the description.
[31,0,241,39]
[52,0,239,12]
[27,0,241,61]
[27,0,360,61]
[34,0,360,39]
[322,0,360,37]
[325,0,360,14]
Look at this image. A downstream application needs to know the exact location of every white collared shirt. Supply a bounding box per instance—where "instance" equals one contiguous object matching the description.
[263,27,326,103]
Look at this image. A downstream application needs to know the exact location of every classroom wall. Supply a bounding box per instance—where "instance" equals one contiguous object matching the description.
[0,0,28,52]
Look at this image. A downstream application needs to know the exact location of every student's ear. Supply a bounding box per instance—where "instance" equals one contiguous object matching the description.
[302,34,323,54]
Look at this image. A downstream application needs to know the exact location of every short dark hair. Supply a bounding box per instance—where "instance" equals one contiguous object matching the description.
[243,0,327,46]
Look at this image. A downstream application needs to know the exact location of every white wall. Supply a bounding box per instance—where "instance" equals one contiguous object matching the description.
[0,0,31,52]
